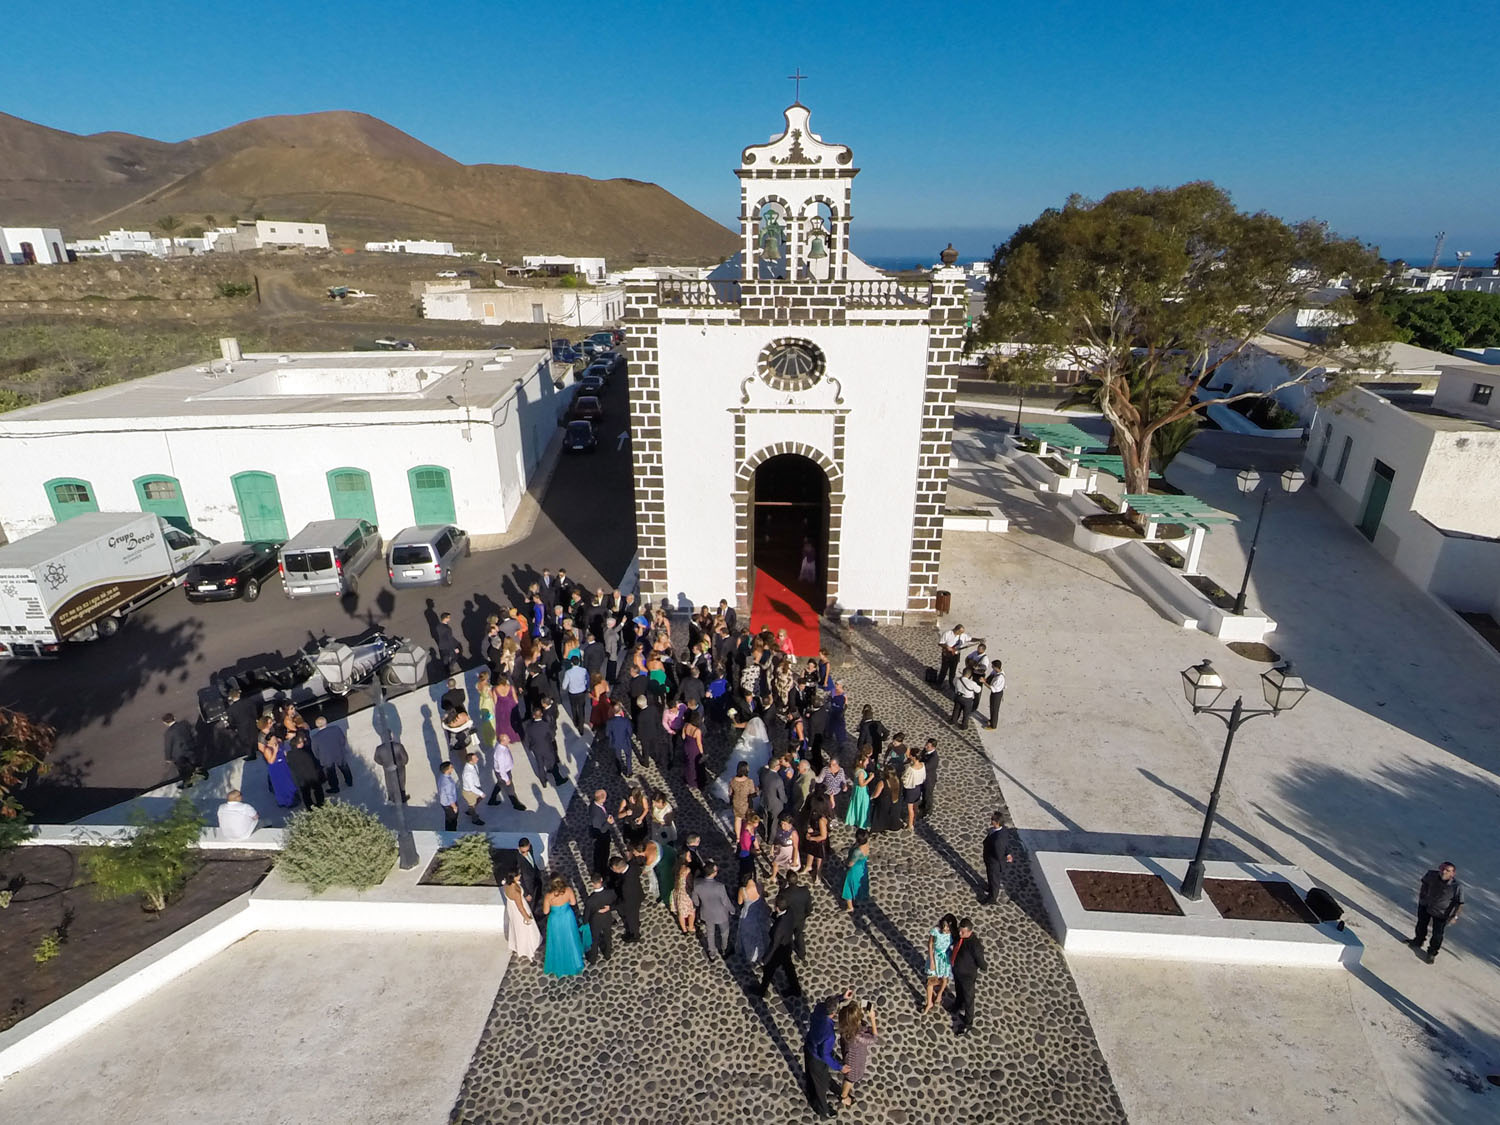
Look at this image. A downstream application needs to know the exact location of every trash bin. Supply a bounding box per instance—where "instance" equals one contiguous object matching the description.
[934,589,952,614]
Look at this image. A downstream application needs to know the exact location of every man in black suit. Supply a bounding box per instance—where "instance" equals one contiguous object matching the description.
[754,904,803,998]
[759,756,787,828]
[524,705,565,786]
[538,568,557,609]
[514,837,544,912]
[225,688,259,764]
[980,810,1015,904]
[583,873,617,963]
[373,733,409,803]
[608,852,647,942]
[432,611,462,672]
[950,918,987,1035]
[718,599,737,634]
[775,870,814,961]
[162,712,201,789]
[634,696,669,770]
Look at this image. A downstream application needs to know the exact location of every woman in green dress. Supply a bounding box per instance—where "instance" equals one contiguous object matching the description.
[843,750,872,829]
[650,837,677,906]
[841,829,871,914]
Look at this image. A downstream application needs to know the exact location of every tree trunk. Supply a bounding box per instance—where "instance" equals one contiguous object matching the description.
[1115,425,1152,496]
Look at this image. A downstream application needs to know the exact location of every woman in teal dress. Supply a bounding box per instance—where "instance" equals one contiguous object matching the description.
[541,875,586,978]
[843,752,872,829]
[841,830,871,914]
[651,838,677,906]
[924,913,958,1013]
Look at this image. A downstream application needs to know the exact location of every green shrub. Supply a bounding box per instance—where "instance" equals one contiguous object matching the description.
[33,931,61,964]
[430,833,494,885]
[278,802,396,893]
[216,281,254,298]
[84,795,204,912]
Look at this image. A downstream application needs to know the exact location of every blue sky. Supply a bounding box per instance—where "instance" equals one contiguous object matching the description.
[5,1,1496,264]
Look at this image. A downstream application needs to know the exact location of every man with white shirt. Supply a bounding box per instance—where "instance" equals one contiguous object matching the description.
[216,789,259,841]
[950,667,981,730]
[937,624,971,690]
[984,662,1006,729]
[460,751,487,827]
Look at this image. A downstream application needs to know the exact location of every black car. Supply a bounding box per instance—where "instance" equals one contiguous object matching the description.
[593,352,626,380]
[578,374,606,396]
[562,419,598,453]
[183,541,281,602]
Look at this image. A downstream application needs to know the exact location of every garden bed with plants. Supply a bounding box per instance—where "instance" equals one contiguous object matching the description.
[419,834,507,887]
[1184,574,1235,610]
[0,837,270,1031]
[1081,514,1188,541]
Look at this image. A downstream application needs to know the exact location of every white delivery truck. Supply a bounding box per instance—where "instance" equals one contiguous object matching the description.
[0,512,213,658]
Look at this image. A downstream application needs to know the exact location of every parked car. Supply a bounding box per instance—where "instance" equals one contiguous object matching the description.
[436,270,458,278]
[579,340,602,360]
[376,337,416,351]
[592,352,626,380]
[550,338,572,351]
[386,524,470,588]
[562,419,598,453]
[587,331,615,350]
[553,346,582,365]
[457,269,479,277]
[279,518,381,598]
[578,374,606,396]
[567,395,604,423]
[183,541,282,602]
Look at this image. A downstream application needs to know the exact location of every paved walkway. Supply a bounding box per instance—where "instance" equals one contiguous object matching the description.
[0,931,508,1125]
[450,626,1126,1124]
[942,428,1500,1123]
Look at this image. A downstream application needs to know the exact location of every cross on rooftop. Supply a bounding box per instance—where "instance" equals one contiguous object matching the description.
[788,68,807,103]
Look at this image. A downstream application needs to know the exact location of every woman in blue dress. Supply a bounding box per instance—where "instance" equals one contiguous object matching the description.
[541,875,586,977]
[841,829,871,914]
[924,913,958,1014]
[256,720,298,809]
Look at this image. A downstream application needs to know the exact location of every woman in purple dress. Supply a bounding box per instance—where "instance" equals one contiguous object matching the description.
[681,717,704,790]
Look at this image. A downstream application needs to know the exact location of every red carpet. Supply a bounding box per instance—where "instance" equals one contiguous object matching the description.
[750,568,821,657]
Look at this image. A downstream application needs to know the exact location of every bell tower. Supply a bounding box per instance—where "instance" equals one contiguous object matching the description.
[737,103,857,284]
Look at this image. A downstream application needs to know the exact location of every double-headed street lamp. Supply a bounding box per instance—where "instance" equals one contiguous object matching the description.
[1232,467,1306,616]
[1177,659,1310,900]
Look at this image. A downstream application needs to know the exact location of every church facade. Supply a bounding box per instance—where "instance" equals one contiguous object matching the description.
[624,103,963,622]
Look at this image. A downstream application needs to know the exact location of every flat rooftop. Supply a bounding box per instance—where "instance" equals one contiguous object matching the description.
[1365,387,1500,432]
[0,349,552,426]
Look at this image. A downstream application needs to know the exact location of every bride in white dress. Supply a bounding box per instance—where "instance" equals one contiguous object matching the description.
[712,715,773,804]
[503,871,541,961]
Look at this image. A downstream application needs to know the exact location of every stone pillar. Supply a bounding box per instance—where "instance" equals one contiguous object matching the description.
[625,280,667,606]
[905,267,965,615]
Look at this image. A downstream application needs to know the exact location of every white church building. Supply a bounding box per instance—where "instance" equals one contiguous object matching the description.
[624,102,964,621]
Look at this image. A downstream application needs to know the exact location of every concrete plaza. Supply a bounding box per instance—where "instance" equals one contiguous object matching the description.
[945,429,1500,1123]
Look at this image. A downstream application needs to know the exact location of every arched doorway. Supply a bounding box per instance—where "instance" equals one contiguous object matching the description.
[751,453,829,611]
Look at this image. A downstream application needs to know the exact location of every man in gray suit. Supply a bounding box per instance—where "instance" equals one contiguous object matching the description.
[373,734,409,803]
[760,755,787,828]
[691,861,735,961]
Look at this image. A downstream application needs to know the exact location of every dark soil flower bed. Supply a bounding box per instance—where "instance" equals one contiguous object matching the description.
[1081,514,1188,541]
[1084,492,1120,513]
[1067,869,1183,916]
[1202,878,1320,924]
[0,845,271,1031]
[1040,455,1076,477]
[418,844,507,887]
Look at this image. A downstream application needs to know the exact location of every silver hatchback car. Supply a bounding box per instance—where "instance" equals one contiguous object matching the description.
[386,524,470,588]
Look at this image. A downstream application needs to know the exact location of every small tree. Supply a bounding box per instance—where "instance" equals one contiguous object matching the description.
[203,214,216,227]
[0,707,53,851]
[982,182,1390,495]
[985,348,1055,438]
[85,796,204,912]
[278,802,396,893]
[430,832,494,885]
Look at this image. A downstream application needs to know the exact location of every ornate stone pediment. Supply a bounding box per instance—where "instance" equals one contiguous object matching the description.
[740,104,852,170]
[738,371,845,410]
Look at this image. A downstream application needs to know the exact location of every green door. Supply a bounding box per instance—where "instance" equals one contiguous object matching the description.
[327,467,377,525]
[44,477,99,523]
[408,464,456,525]
[231,470,289,542]
[1357,460,1394,542]
[134,474,191,531]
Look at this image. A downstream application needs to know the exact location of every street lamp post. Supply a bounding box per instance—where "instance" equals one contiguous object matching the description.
[1231,467,1306,616]
[369,678,419,870]
[1178,659,1309,900]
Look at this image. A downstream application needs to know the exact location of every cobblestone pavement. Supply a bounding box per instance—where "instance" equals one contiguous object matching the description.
[451,625,1127,1124]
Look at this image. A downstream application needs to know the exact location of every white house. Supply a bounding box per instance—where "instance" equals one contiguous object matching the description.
[1,227,68,264]
[255,220,329,250]
[522,255,607,282]
[0,228,11,265]
[0,345,575,549]
[366,239,459,256]
[625,102,964,620]
[422,281,625,327]
[1305,358,1500,618]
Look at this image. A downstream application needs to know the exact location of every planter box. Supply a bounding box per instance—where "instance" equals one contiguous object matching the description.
[943,505,1009,534]
[1072,521,1130,553]
[1011,451,1097,496]
[1060,491,1110,521]
[1032,850,1363,967]
[1106,541,1276,641]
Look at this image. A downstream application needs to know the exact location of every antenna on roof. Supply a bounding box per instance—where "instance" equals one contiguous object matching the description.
[1428,231,1446,272]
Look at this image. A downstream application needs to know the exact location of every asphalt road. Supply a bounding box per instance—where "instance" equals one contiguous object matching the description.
[1,376,637,823]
